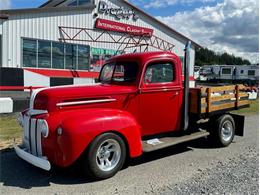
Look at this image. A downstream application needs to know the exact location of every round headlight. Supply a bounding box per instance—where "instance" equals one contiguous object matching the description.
[38,119,49,138]
[17,113,24,127]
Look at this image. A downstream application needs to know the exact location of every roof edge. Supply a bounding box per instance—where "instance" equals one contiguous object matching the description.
[0,4,96,14]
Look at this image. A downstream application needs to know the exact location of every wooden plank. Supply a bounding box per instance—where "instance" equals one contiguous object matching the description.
[210,94,235,102]
[201,107,206,113]
[211,102,236,112]
[207,88,212,113]
[235,85,239,108]
[238,84,247,90]
[201,98,206,104]
[200,87,207,94]
[210,85,236,93]
[237,100,250,107]
[239,93,249,98]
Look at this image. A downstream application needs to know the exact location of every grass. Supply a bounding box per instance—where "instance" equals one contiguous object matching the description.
[232,100,259,115]
[0,114,23,149]
[0,100,258,150]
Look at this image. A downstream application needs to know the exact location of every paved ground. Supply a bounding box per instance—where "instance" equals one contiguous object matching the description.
[0,115,259,195]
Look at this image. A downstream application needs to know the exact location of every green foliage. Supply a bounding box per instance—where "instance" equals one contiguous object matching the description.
[195,48,251,66]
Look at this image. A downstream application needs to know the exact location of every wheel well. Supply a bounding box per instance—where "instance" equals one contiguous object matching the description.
[108,131,131,160]
[83,131,131,160]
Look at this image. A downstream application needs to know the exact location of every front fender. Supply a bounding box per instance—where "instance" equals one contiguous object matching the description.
[51,108,142,167]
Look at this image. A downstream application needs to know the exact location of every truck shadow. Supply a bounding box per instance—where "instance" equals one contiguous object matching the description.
[0,137,215,189]
[128,137,216,167]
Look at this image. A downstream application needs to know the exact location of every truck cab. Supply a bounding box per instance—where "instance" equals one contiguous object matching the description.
[15,48,249,180]
[99,52,183,136]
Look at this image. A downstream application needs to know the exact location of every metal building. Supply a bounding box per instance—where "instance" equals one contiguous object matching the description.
[0,0,200,88]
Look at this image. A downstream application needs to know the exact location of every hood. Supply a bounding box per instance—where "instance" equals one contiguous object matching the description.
[33,84,137,111]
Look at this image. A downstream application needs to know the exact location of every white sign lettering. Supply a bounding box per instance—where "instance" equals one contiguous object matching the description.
[98,1,139,21]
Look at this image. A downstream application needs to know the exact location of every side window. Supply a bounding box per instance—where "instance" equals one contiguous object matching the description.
[248,70,255,76]
[145,63,175,84]
[222,68,232,75]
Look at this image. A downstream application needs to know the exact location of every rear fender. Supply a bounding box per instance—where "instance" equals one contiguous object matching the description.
[55,109,142,167]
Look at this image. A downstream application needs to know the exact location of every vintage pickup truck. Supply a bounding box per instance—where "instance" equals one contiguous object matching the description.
[15,42,250,180]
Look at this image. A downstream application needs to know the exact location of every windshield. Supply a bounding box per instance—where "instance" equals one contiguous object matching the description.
[99,62,139,83]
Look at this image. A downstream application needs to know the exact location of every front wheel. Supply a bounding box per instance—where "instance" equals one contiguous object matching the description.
[209,114,235,147]
[83,133,126,180]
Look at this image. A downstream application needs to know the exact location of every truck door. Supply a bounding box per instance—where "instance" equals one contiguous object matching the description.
[138,60,182,136]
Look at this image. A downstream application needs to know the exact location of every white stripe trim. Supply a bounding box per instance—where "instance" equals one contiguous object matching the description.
[56,99,117,107]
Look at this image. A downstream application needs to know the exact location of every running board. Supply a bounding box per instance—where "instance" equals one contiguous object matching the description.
[142,131,210,153]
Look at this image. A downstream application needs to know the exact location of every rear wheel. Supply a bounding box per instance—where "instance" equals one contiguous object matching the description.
[83,133,126,180]
[209,114,235,147]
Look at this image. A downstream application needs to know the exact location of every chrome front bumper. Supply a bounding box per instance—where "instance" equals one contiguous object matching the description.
[14,143,51,171]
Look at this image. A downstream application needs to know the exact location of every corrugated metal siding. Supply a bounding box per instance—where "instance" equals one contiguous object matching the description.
[0,0,195,75]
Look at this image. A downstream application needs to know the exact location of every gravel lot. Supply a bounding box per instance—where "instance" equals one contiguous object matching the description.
[0,115,259,195]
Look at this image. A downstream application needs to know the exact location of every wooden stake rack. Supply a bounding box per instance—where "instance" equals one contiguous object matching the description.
[189,85,250,117]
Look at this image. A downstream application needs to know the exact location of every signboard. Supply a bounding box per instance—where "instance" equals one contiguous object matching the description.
[95,19,154,37]
[98,1,139,21]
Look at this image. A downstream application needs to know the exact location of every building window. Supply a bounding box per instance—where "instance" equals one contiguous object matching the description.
[22,38,90,71]
[78,45,90,70]
[241,70,244,74]
[221,68,232,75]
[78,0,91,5]
[52,42,65,69]
[90,47,122,72]
[65,44,77,70]
[248,70,255,76]
[38,40,51,68]
[22,39,37,67]
[68,0,91,6]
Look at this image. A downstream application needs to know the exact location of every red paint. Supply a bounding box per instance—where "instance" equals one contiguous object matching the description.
[23,51,187,168]
[24,68,99,79]
[95,19,154,37]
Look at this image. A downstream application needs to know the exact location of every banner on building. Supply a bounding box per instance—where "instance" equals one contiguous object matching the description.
[95,19,154,37]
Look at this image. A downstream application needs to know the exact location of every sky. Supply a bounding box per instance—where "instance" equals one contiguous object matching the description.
[0,0,259,64]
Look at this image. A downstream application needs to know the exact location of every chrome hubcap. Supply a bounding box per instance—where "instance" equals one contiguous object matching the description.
[96,139,121,172]
[221,121,233,142]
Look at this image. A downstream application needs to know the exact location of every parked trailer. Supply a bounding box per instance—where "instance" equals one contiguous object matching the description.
[198,65,259,85]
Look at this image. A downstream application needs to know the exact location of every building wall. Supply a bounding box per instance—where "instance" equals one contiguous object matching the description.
[0,0,195,76]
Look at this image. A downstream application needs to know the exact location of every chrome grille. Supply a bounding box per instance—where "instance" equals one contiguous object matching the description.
[23,116,43,157]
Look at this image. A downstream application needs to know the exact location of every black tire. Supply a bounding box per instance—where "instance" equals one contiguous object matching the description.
[209,114,235,147]
[83,133,126,180]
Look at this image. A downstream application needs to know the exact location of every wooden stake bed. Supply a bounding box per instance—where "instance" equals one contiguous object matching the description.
[189,84,250,118]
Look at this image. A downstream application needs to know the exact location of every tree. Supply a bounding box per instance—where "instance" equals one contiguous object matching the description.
[195,48,251,66]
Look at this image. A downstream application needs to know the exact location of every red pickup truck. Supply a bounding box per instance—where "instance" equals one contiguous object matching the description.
[15,42,249,180]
